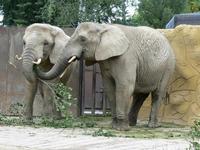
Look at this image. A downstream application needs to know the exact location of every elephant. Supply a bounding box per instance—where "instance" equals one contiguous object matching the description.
[35,22,175,130]
[16,23,76,119]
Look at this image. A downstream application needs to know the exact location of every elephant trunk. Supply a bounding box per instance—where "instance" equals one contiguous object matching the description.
[35,56,69,80]
[22,48,37,83]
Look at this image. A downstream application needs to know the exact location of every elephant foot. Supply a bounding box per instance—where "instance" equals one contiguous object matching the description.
[112,118,130,131]
[23,111,33,121]
[42,111,62,119]
[111,118,118,129]
[129,117,137,126]
[23,114,32,119]
[21,115,33,125]
[147,121,161,128]
[23,115,33,121]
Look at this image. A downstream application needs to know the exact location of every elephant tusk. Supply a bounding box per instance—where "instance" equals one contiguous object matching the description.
[15,55,22,60]
[60,70,66,78]
[9,61,16,68]
[32,58,42,64]
[68,56,76,63]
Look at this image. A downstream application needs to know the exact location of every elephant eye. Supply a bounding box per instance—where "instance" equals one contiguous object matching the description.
[44,41,48,46]
[23,40,26,46]
[79,36,87,43]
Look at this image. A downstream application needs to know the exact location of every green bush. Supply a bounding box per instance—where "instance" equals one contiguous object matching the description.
[92,128,115,137]
[9,102,25,117]
[51,82,76,118]
[189,120,200,150]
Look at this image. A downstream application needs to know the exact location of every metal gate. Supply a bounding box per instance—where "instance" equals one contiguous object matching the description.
[78,60,110,116]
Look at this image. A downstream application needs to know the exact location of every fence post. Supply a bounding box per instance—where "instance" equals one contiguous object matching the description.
[91,64,96,115]
[78,57,85,116]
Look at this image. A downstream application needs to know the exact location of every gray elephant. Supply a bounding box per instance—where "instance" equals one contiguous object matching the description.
[35,22,175,130]
[16,23,76,119]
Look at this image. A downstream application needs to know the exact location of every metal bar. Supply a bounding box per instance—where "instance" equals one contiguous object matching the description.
[78,57,85,116]
[82,60,85,115]
[102,91,107,115]
[91,64,96,115]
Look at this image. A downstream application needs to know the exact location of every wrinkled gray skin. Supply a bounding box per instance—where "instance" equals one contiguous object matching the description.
[35,22,175,130]
[21,23,76,119]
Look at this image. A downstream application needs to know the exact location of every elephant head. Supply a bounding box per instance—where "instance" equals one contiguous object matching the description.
[35,22,129,80]
[20,23,69,83]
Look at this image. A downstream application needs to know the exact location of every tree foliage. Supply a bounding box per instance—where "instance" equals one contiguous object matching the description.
[0,0,45,26]
[0,0,197,28]
[136,0,188,28]
[187,0,200,12]
[0,0,132,27]
[41,0,79,27]
[42,0,131,27]
[80,0,122,23]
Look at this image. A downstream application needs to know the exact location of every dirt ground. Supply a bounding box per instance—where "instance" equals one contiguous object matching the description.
[0,117,195,150]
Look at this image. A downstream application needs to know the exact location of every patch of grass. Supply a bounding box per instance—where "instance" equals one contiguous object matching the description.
[190,142,200,150]
[0,114,190,139]
[189,120,200,150]
[33,116,96,128]
[0,115,32,126]
[92,128,116,137]
[0,115,97,128]
[9,102,25,116]
[99,126,189,139]
[190,120,200,138]
[82,119,189,139]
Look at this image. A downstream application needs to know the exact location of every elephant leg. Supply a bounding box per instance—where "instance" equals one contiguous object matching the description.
[129,93,149,126]
[148,69,172,128]
[23,79,38,120]
[115,85,134,131]
[148,92,162,128]
[102,77,116,127]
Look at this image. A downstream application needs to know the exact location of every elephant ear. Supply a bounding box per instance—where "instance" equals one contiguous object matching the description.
[95,25,129,61]
[50,26,70,64]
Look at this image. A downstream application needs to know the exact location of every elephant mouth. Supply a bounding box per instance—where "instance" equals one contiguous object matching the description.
[16,53,42,65]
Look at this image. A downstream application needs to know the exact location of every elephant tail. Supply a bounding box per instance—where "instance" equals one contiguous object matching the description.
[164,92,170,105]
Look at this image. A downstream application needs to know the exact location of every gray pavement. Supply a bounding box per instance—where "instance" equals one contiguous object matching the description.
[0,126,192,150]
